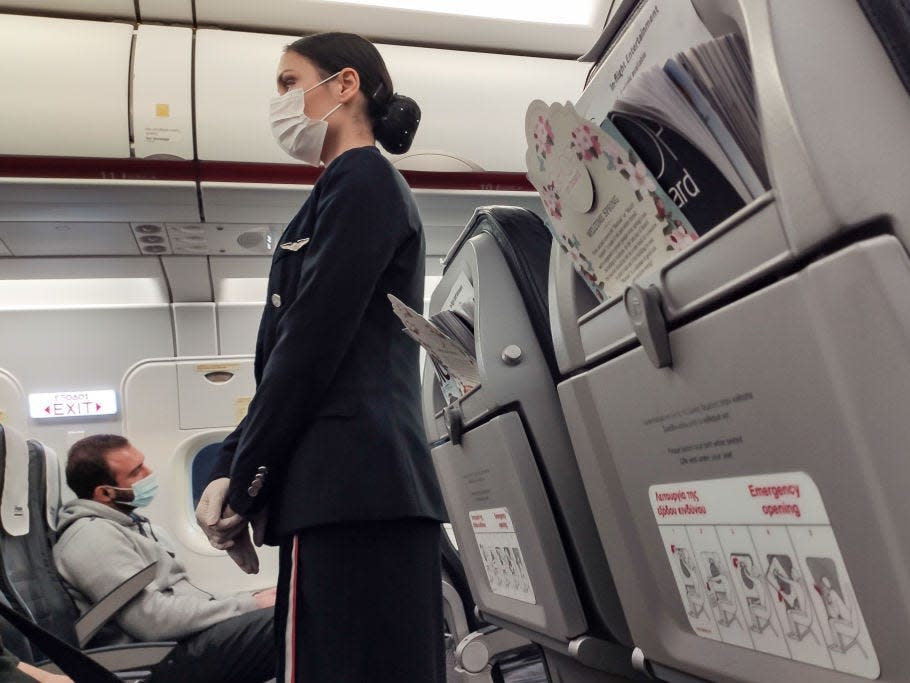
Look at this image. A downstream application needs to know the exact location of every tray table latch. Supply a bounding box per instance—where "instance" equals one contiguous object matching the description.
[624,284,672,369]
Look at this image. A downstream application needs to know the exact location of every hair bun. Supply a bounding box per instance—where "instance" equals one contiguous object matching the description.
[373,94,421,155]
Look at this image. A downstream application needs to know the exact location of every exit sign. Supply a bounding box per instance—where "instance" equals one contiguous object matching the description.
[29,390,118,420]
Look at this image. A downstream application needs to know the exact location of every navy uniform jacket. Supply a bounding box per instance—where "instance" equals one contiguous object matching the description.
[212,146,447,542]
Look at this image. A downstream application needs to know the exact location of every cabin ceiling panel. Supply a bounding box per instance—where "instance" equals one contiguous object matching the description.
[194,0,611,57]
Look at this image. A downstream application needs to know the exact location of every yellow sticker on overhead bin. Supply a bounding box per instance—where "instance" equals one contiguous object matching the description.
[469,508,536,605]
[195,363,241,374]
[650,473,879,679]
[155,103,170,118]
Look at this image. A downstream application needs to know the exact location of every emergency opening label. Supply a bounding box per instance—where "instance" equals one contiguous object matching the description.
[650,472,879,679]
[469,507,536,604]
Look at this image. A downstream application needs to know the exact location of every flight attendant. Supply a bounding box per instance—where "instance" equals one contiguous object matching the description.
[195,32,447,682]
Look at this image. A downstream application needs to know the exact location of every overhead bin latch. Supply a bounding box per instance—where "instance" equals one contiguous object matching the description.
[624,284,672,369]
[443,402,465,446]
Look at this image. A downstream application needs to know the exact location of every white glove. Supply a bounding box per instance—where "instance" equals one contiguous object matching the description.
[195,478,260,574]
[224,516,260,575]
[195,477,246,547]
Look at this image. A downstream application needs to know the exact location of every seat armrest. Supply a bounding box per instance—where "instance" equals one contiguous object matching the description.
[75,563,158,647]
[38,641,176,675]
[455,627,531,674]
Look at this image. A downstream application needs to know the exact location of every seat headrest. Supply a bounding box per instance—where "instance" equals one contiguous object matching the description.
[40,443,64,532]
[0,423,30,537]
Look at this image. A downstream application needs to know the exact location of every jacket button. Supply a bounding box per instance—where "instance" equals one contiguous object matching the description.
[247,485,259,497]
[271,293,282,308]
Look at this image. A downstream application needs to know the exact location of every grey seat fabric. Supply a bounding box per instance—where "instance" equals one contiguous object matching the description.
[0,589,34,662]
[0,427,81,657]
[448,207,558,379]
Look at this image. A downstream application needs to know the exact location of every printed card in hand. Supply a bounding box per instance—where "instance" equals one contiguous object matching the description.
[525,100,699,303]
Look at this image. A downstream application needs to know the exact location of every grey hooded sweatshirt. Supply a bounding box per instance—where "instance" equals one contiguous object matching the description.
[54,499,259,642]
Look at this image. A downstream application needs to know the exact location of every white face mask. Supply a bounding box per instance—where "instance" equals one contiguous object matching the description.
[269,72,343,165]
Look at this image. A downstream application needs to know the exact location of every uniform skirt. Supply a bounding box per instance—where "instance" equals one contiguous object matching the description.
[275,518,444,683]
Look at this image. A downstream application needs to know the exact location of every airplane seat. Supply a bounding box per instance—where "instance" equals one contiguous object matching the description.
[440,525,545,683]
[0,424,80,655]
[40,442,67,534]
[550,2,909,681]
[448,205,559,378]
[0,588,35,663]
[424,207,638,681]
[0,423,176,677]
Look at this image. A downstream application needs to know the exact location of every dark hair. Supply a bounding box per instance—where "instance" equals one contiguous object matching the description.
[286,32,420,154]
[66,434,128,499]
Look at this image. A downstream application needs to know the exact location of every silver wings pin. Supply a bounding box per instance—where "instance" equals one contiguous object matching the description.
[279,238,310,252]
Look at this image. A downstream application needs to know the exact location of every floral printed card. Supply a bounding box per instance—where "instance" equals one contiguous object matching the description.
[525,100,699,303]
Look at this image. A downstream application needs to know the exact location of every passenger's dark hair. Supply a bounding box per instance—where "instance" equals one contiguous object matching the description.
[286,32,420,154]
[66,434,128,499]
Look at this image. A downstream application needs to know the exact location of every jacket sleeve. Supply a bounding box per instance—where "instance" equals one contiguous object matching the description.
[225,160,411,515]
[54,522,258,642]
[209,414,247,481]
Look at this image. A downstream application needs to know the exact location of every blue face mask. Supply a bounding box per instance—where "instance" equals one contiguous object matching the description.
[109,473,159,508]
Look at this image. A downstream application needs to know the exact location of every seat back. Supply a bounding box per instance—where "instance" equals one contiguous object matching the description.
[425,207,634,679]
[0,424,82,654]
[0,589,34,663]
[444,207,558,379]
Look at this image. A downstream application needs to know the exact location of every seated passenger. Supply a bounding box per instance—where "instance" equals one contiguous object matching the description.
[0,638,71,683]
[53,435,275,683]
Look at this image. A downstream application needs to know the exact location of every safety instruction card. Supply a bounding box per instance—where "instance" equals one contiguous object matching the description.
[469,508,536,604]
[650,472,879,679]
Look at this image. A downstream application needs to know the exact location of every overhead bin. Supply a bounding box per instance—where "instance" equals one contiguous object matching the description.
[132,24,194,160]
[194,0,610,58]
[0,1,134,20]
[137,0,192,23]
[0,14,133,158]
[194,28,589,172]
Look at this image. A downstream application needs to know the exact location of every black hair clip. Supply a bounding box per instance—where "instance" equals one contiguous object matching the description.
[371,82,390,103]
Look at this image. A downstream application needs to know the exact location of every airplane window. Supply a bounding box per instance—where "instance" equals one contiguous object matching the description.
[190,442,223,509]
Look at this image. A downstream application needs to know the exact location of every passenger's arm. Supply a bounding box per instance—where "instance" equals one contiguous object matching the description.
[16,662,72,683]
[225,161,411,516]
[56,525,258,642]
[115,582,258,642]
